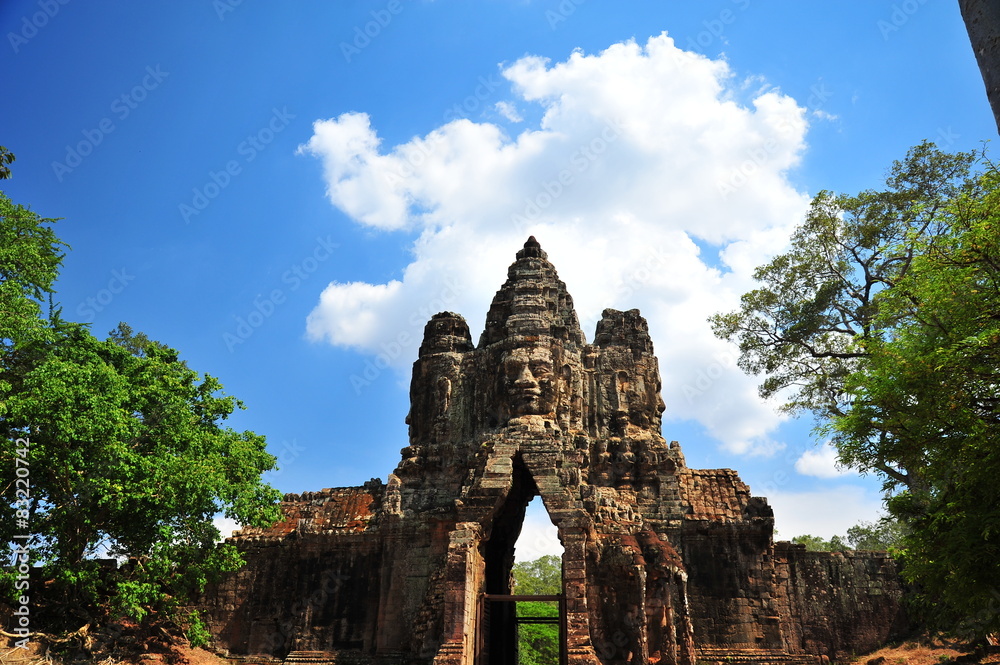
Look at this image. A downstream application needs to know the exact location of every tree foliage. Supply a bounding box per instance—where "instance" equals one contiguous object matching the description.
[710,142,976,433]
[1,172,281,636]
[512,554,561,595]
[512,555,562,665]
[791,517,904,552]
[0,188,66,354]
[834,163,1000,638]
[713,141,1000,638]
[790,534,849,552]
[846,518,906,551]
[0,145,14,180]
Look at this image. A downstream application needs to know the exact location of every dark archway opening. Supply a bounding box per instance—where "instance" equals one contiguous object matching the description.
[478,455,566,665]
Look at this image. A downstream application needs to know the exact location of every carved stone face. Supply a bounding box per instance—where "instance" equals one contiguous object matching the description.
[499,344,556,418]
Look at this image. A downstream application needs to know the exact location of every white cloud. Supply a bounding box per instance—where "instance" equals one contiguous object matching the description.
[515,498,562,562]
[307,280,404,349]
[495,100,523,122]
[213,515,241,541]
[795,441,854,478]
[298,33,814,456]
[768,486,883,541]
[812,109,839,122]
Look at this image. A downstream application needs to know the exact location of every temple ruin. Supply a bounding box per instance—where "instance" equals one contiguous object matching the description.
[202,237,907,665]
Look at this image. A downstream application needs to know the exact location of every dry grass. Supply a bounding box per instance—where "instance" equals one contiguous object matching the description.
[1,634,229,665]
[8,632,998,665]
[850,641,966,665]
[850,637,1000,665]
[0,638,57,665]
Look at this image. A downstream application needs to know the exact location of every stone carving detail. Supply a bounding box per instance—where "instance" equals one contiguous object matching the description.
[201,237,907,665]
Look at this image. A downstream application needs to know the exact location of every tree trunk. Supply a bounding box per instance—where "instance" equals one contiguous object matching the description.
[959,0,1000,134]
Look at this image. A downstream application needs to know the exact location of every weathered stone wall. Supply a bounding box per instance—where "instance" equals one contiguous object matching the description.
[201,237,908,665]
[772,542,909,658]
[203,484,386,655]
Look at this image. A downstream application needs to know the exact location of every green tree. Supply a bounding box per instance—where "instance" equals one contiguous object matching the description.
[846,518,904,551]
[0,176,281,638]
[791,517,903,553]
[0,188,66,354]
[832,164,1000,638]
[790,534,828,551]
[790,534,849,552]
[712,142,1000,638]
[0,145,15,180]
[513,555,562,665]
[512,554,561,595]
[710,141,976,470]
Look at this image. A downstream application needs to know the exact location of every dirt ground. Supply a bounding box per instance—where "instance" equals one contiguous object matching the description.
[849,638,1000,665]
[1,630,230,665]
[4,633,999,665]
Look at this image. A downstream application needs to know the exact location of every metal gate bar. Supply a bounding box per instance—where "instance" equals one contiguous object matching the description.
[479,594,567,665]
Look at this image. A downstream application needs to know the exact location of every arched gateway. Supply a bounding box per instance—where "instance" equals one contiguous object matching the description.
[202,238,907,665]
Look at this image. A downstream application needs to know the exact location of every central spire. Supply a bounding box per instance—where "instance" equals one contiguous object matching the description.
[478,236,586,348]
[516,234,547,260]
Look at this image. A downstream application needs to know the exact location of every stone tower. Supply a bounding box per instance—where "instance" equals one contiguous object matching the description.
[203,237,907,665]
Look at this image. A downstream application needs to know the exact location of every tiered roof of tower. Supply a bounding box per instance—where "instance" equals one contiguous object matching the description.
[479,236,586,348]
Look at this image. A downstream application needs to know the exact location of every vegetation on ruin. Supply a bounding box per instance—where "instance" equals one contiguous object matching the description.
[0,154,282,643]
[713,141,1000,639]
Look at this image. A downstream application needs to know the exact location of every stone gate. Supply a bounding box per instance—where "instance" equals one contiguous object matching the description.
[202,237,908,665]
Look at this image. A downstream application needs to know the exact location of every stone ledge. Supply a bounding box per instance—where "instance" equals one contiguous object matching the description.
[696,648,821,665]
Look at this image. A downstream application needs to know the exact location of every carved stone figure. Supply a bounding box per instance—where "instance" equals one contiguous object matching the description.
[498,342,556,420]
[201,237,908,665]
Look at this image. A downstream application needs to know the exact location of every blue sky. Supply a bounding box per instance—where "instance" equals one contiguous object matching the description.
[3,1,995,555]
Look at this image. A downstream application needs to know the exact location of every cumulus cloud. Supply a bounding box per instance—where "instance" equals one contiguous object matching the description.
[795,441,854,478]
[298,33,813,456]
[213,515,241,541]
[495,100,523,123]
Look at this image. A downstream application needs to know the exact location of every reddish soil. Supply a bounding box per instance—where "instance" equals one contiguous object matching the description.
[850,638,1000,665]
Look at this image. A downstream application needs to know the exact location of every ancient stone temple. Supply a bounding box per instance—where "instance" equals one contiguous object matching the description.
[202,237,907,665]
